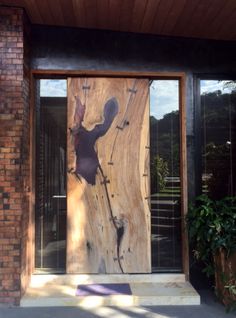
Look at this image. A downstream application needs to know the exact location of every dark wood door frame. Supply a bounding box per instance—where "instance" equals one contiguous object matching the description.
[29,70,189,278]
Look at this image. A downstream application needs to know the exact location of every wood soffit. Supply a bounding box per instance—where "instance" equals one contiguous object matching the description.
[1,0,236,41]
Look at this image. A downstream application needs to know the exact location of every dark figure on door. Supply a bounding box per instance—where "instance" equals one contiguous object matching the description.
[70,95,118,185]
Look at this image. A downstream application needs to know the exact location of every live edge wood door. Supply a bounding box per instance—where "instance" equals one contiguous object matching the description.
[67,78,151,273]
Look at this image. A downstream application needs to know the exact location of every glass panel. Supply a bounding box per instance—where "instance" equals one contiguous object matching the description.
[150,80,182,272]
[35,80,67,272]
[200,80,236,199]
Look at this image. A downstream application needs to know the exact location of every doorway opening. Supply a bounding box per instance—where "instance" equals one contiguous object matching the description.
[34,76,184,274]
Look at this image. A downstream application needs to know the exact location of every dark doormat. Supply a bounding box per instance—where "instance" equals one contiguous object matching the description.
[76,283,132,296]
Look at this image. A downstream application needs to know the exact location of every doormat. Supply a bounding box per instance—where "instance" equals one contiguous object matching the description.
[76,283,132,296]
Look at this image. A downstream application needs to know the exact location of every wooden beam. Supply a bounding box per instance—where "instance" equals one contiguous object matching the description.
[31,69,186,79]
[29,75,39,274]
[179,74,189,279]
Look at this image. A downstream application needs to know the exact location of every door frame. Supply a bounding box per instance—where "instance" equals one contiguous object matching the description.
[29,70,188,278]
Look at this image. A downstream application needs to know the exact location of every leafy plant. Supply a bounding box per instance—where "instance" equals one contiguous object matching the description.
[203,142,234,200]
[187,194,236,310]
[150,155,169,193]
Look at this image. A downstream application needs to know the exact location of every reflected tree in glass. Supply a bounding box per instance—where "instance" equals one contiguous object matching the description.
[201,81,236,199]
[150,80,182,271]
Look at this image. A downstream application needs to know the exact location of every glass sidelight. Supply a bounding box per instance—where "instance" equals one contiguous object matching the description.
[35,80,67,272]
[150,80,182,272]
[200,80,236,199]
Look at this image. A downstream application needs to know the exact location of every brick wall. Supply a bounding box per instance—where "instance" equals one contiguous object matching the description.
[0,7,31,305]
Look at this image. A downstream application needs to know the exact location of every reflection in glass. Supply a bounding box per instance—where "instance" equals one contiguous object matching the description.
[201,80,236,199]
[150,80,182,272]
[40,79,67,97]
[35,80,67,272]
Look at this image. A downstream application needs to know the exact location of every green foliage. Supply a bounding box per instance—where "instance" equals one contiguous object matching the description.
[203,142,233,200]
[200,89,236,200]
[187,195,236,266]
[187,195,236,310]
[219,273,236,312]
[150,111,180,177]
[151,155,169,193]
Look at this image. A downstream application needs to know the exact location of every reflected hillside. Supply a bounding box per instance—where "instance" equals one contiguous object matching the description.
[201,89,236,199]
[150,111,180,194]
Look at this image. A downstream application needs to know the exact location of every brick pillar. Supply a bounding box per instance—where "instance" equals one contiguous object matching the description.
[0,7,31,305]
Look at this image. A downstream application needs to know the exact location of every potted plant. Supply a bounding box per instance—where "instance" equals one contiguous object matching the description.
[187,194,236,310]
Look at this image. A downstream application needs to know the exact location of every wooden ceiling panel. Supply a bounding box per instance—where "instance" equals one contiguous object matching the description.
[140,0,162,33]
[188,0,222,39]
[0,0,235,41]
[217,9,236,40]
[48,0,65,26]
[72,0,86,27]
[181,0,212,38]
[59,0,77,27]
[108,0,122,31]
[23,0,44,24]
[152,0,174,34]
[35,0,54,26]
[160,0,187,35]
[206,0,236,39]
[119,0,136,32]
[130,0,148,33]
[83,0,97,29]
[171,0,199,37]
[96,0,109,29]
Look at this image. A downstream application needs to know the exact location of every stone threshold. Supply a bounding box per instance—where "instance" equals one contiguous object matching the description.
[21,274,200,307]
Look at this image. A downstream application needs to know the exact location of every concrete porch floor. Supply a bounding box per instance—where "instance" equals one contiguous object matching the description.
[0,290,235,318]
[20,274,200,307]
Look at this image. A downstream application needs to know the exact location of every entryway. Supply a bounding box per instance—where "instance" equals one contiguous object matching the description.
[35,76,184,275]
[21,73,200,307]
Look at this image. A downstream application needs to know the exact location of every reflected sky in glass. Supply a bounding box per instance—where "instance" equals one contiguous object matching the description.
[40,79,235,98]
[40,79,67,97]
[201,80,234,94]
[150,80,179,119]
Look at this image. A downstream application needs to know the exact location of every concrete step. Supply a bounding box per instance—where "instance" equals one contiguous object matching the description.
[30,273,186,286]
[21,274,200,307]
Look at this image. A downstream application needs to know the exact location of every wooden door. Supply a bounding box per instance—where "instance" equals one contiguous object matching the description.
[67,78,150,273]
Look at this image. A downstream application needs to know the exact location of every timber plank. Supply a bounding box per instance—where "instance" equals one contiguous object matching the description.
[140,0,162,33]
[67,77,151,274]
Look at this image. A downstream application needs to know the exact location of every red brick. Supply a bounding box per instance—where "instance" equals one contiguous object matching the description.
[4,153,20,159]
[16,42,23,48]
[0,148,11,153]
[0,7,30,306]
